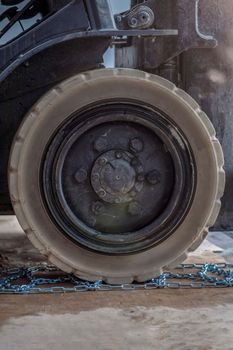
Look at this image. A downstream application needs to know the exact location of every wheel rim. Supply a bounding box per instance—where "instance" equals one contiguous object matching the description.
[42,100,196,254]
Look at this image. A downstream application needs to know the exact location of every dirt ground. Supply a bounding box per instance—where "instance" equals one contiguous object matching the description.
[0,216,233,350]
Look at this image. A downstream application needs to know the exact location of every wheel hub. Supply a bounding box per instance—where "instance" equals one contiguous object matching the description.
[42,102,195,255]
[91,150,144,204]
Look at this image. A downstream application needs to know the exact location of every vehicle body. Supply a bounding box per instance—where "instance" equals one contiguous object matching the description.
[0,0,230,282]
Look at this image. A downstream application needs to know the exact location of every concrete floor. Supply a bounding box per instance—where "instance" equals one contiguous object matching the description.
[0,217,233,350]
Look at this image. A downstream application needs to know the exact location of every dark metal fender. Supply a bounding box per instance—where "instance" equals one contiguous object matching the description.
[0,35,110,213]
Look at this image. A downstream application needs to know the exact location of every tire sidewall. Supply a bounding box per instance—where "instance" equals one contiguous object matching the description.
[9,69,220,280]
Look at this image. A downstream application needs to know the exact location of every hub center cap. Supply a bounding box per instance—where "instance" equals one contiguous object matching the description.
[91,150,144,204]
[100,159,135,194]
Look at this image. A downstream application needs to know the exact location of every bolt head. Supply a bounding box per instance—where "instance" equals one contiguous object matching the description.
[94,136,108,152]
[130,138,144,153]
[116,15,122,22]
[137,174,145,182]
[129,17,138,28]
[115,151,123,159]
[130,191,137,197]
[74,169,87,183]
[139,11,150,24]
[128,201,142,216]
[99,190,106,198]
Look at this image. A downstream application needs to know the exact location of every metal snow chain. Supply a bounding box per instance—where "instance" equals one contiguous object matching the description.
[0,263,233,294]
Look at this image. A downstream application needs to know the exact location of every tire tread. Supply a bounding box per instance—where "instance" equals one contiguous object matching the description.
[8,69,225,283]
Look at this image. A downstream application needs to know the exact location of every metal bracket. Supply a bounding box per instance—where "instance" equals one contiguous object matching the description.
[194,0,217,45]
[115,3,155,30]
[141,0,218,70]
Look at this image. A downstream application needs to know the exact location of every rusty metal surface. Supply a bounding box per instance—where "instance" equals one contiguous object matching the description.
[182,0,233,229]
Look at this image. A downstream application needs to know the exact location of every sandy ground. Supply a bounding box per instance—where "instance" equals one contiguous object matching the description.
[0,216,233,350]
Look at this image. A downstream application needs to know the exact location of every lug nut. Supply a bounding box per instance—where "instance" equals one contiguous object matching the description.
[74,168,87,183]
[91,201,105,215]
[130,191,137,197]
[130,138,144,153]
[137,174,145,182]
[98,158,107,166]
[86,216,96,228]
[146,170,160,185]
[94,136,108,152]
[99,189,106,198]
[128,201,142,216]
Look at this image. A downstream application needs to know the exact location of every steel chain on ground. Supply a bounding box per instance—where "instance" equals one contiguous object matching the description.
[0,263,233,294]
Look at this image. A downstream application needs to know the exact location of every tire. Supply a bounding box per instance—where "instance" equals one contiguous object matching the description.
[8,68,225,283]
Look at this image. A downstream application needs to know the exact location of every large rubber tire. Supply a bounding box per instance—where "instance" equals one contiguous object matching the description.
[9,69,225,283]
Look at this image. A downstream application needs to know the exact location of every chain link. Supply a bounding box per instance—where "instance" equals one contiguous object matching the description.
[0,263,233,294]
